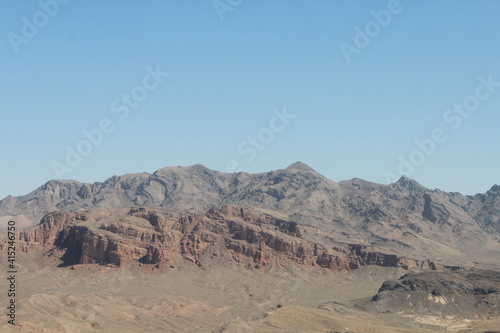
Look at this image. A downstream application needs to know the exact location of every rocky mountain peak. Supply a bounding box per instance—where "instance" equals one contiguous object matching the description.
[396,175,417,184]
[390,175,426,193]
[284,161,318,173]
[488,184,500,194]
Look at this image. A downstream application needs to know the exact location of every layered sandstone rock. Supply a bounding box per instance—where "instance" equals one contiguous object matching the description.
[2,205,441,273]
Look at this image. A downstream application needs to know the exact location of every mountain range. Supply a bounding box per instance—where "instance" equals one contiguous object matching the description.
[1,162,499,268]
[1,162,500,332]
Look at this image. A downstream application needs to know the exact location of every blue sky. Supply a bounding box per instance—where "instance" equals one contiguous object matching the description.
[1,0,499,199]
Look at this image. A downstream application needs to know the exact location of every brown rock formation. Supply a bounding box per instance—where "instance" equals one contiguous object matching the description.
[2,205,442,273]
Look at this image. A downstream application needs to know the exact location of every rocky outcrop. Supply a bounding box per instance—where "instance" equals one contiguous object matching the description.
[55,226,148,266]
[369,270,500,318]
[349,244,438,270]
[466,185,500,233]
[3,205,445,273]
[15,212,84,252]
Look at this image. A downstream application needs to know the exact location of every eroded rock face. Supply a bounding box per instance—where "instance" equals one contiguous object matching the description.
[370,270,500,318]
[349,245,437,270]
[16,212,82,252]
[55,226,147,266]
[466,185,500,233]
[3,205,441,272]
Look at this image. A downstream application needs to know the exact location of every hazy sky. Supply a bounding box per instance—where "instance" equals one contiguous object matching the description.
[1,0,499,199]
